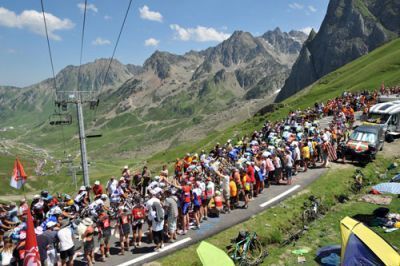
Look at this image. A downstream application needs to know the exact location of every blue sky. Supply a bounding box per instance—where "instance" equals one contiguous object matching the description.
[0,0,329,87]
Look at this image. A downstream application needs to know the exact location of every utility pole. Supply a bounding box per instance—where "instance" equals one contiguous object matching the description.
[76,101,89,186]
[55,90,98,187]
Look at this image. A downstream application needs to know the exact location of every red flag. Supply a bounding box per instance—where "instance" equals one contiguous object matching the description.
[24,208,41,266]
[10,158,27,189]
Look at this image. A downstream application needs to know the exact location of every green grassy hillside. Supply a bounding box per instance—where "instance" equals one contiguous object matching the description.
[148,37,400,164]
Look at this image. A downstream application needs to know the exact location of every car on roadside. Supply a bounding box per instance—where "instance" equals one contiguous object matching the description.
[345,125,385,161]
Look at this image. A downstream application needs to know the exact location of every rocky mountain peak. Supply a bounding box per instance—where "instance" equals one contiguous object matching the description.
[143,50,183,79]
[276,0,400,102]
[262,28,307,55]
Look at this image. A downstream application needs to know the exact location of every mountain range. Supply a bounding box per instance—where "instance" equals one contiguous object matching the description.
[276,0,400,101]
[0,28,307,159]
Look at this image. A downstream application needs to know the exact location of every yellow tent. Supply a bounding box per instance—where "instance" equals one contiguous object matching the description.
[340,216,400,265]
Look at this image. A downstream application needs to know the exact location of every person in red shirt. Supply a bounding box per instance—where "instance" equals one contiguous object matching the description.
[246,162,255,198]
[97,210,111,261]
[92,181,103,199]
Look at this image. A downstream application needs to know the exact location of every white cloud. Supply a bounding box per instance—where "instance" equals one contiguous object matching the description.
[92,37,111,46]
[104,15,112,20]
[170,24,230,42]
[308,5,317,12]
[144,38,159,47]
[77,3,98,13]
[300,27,313,35]
[139,5,163,22]
[289,3,304,10]
[0,7,74,41]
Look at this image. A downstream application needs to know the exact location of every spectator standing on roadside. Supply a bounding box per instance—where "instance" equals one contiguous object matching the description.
[57,220,75,266]
[141,166,151,197]
[164,190,178,242]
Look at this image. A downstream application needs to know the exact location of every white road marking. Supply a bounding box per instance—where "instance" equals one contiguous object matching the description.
[259,185,301,208]
[116,237,192,266]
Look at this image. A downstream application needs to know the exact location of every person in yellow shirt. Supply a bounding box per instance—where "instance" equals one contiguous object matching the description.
[229,176,238,209]
[301,142,310,172]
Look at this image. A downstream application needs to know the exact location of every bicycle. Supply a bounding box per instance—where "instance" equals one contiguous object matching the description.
[350,169,367,194]
[227,231,267,266]
[302,196,325,225]
[280,226,308,247]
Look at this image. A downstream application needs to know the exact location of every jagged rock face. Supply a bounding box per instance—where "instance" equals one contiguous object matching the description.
[55,59,139,92]
[262,27,307,55]
[143,51,184,80]
[276,0,400,102]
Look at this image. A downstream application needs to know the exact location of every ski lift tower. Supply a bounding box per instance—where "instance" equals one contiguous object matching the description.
[55,91,99,187]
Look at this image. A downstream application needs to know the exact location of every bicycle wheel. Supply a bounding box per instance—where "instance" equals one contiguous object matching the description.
[227,245,241,264]
[242,239,264,265]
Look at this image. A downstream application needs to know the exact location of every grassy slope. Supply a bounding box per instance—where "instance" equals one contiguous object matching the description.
[148,37,400,165]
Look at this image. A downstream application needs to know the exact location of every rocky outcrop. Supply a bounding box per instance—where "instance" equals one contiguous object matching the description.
[276,0,400,102]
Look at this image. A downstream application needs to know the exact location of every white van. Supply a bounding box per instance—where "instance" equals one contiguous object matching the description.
[367,100,400,137]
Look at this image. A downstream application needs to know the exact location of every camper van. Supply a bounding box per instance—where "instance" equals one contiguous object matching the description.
[367,100,400,138]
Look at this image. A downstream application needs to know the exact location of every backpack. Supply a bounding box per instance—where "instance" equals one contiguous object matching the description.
[132,207,145,220]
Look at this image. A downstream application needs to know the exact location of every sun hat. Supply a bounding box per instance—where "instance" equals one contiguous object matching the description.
[124,165,129,169]
[19,231,26,240]
[33,194,40,200]
[82,217,93,226]
[46,221,57,228]
[79,186,86,191]
[34,226,43,235]
[94,180,100,185]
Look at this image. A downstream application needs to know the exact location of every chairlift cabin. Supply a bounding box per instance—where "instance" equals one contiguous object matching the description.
[49,113,72,126]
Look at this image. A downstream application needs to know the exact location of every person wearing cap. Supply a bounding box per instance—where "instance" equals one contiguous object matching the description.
[81,218,95,265]
[163,190,178,242]
[57,219,74,266]
[198,178,207,221]
[92,180,103,198]
[215,169,231,213]
[149,201,164,252]
[209,191,224,216]
[192,182,202,229]
[74,186,89,212]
